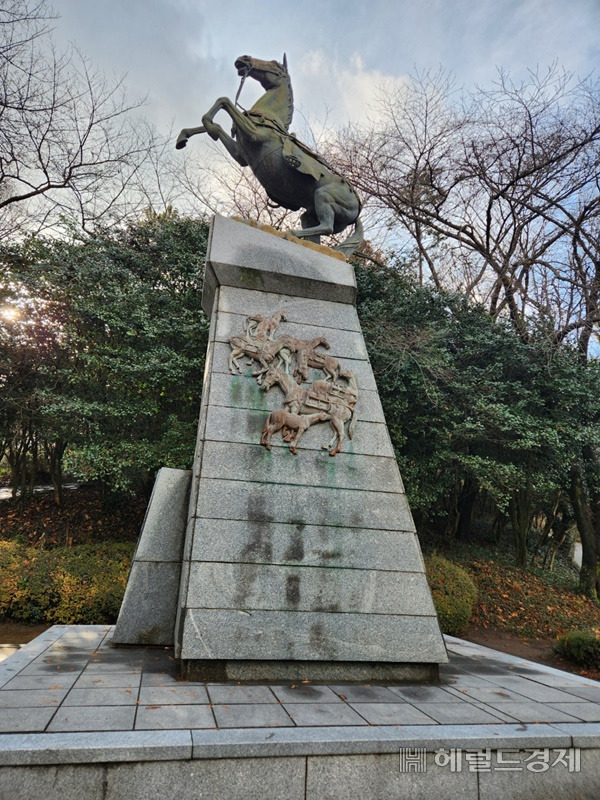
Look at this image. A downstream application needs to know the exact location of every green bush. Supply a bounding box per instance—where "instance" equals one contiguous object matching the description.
[555,630,600,669]
[0,540,134,624]
[425,553,478,635]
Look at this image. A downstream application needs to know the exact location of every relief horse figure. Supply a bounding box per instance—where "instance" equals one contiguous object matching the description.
[260,410,328,455]
[261,365,358,456]
[228,334,292,379]
[244,309,287,340]
[176,55,363,255]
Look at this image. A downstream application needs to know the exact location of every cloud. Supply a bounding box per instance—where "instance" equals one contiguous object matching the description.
[293,50,409,129]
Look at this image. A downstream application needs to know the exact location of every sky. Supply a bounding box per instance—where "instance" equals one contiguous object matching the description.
[49,0,600,135]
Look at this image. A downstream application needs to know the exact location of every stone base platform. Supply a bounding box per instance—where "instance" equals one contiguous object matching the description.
[1,626,599,799]
[179,658,438,682]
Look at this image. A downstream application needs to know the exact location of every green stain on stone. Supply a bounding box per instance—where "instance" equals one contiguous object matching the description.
[229,376,242,401]
[238,267,264,290]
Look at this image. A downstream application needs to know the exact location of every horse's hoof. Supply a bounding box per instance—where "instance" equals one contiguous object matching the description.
[175,138,187,150]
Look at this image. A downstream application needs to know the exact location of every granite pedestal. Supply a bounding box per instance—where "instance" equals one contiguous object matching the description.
[174,216,447,680]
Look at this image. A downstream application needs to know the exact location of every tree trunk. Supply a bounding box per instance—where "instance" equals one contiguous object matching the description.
[455,478,478,541]
[569,463,599,600]
[509,487,532,567]
[45,438,66,508]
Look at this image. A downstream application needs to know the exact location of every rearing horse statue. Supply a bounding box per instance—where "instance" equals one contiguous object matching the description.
[176,54,363,256]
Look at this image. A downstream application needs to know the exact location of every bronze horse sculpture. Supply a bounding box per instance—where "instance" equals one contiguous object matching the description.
[176,54,363,255]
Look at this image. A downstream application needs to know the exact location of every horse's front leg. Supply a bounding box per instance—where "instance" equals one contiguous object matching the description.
[202,97,262,143]
[175,126,206,150]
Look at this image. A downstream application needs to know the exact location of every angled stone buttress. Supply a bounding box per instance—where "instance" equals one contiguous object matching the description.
[173,215,448,681]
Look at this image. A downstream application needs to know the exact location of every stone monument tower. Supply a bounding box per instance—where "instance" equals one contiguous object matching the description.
[113,53,448,681]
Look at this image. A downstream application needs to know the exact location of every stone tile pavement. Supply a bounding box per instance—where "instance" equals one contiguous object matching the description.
[0,625,599,738]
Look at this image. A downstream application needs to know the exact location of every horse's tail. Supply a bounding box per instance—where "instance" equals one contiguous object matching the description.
[334,217,363,258]
[348,405,358,440]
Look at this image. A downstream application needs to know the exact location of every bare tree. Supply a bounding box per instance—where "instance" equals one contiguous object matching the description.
[337,65,600,346]
[0,0,164,238]
[336,65,600,594]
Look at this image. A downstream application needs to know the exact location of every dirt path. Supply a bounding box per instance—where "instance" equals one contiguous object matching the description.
[0,621,51,645]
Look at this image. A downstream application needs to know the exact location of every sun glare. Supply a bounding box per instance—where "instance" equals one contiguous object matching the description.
[1,306,21,322]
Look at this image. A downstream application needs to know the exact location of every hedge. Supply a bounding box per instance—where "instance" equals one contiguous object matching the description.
[0,540,134,624]
[425,553,478,635]
[555,630,600,669]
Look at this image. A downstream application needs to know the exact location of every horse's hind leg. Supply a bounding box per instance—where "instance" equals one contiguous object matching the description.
[291,187,336,239]
[327,416,345,457]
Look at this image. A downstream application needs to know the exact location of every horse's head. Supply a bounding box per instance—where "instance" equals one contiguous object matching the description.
[235,55,288,90]
[261,364,280,390]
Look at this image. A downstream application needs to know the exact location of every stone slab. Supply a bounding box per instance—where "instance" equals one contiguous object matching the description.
[202,404,395,456]
[134,468,191,562]
[0,707,56,733]
[194,479,415,532]
[207,371,387,423]
[203,215,356,316]
[112,561,181,646]
[206,685,277,704]
[182,660,438,682]
[180,609,448,663]
[485,701,584,723]
[189,519,425,572]
[198,440,402,493]
[345,702,436,725]
[412,702,509,724]
[477,748,600,800]
[218,286,361,332]
[104,757,306,800]
[216,311,369,360]
[0,689,68,708]
[184,562,436,617]
[0,764,106,800]
[305,753,477,800]
[190,723,573,759]
[47,705,136,732]
[283,703,367,726]
[0,730,192,765]
[138,686,209,705]
[212,703,293,728]
[270,685,343,704]
[62,689,138,707]
[135,705,215,730]
[552,722,600,748]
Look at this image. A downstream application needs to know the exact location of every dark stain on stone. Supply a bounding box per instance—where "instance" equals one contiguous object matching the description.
[313,602,340,613]
[241,520,274,563]
[233,563,260,608]
[246,492,274,526]
[135,626,163,645]
[309,622,336,659]
[316,549,342,561]
[284,526,305,562]
[285,574,301,609]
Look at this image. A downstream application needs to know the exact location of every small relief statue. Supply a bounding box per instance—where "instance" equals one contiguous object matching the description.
[228,311,358,456]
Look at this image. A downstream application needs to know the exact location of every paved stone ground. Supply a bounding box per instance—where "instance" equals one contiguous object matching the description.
[0,625,599,735]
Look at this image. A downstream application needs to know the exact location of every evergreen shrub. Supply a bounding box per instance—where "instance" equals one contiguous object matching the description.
[0,540,133,624]
[555,630,600,669]
[425,553,478,635]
